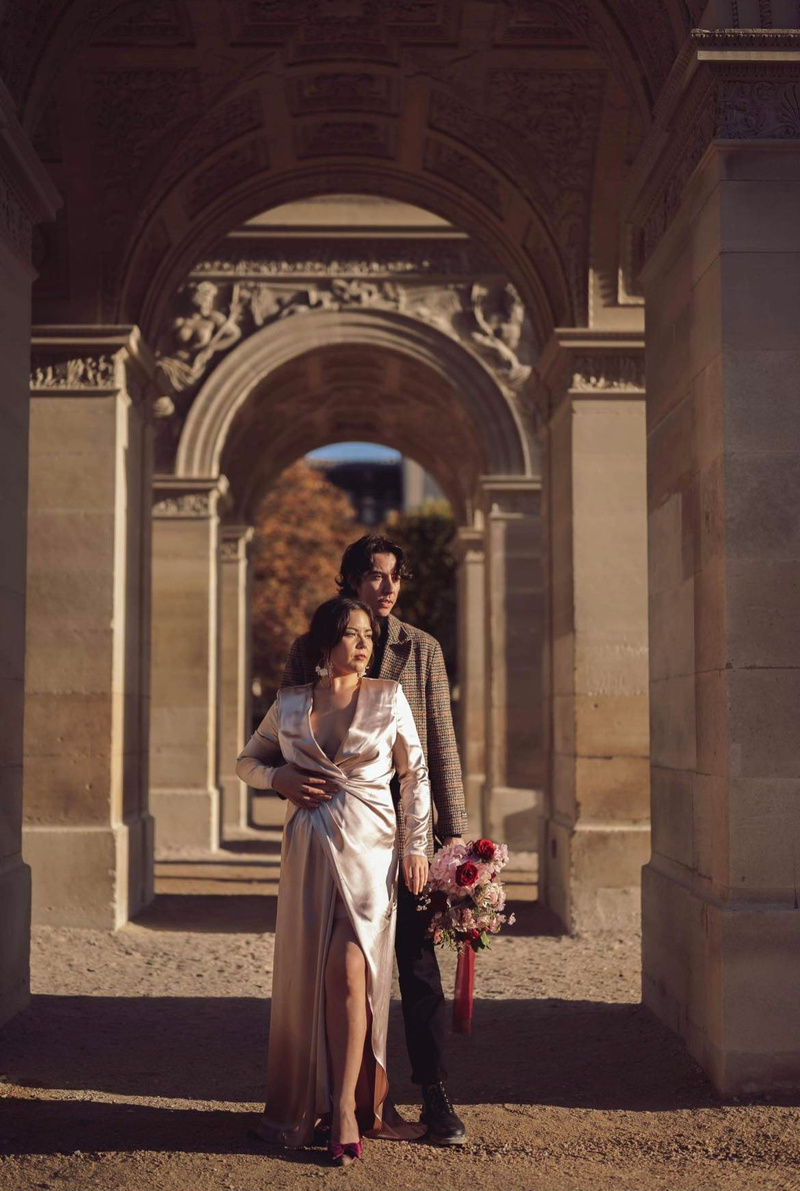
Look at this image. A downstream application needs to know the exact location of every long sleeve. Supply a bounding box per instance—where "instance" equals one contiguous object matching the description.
[236,699,281,790]
[393,683,432,858]
[425,639,468,839]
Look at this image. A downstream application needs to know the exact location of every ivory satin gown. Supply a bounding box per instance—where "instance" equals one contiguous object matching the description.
[236,677,431,1146]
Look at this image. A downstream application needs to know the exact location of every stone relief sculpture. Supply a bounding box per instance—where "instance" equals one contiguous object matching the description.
[153,268,534,427]
[467,282,531,387]
[31,354,117,388]
[155,279,243,395]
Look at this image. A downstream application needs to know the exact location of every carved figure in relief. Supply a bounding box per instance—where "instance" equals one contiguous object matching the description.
[155,280,243,394]
[468,283,531,386]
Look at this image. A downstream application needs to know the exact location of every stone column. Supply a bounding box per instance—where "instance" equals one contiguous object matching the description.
[532,332,650,932]
[0,82,60,1021]
[150,476,228,854]
[480,477,544,853]
[628,33,800,1095]
[24,328,155,929]
[452,525,486,836]
[218,525,254,834]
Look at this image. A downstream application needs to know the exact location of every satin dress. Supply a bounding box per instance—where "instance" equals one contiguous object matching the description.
[236,677,431,1146]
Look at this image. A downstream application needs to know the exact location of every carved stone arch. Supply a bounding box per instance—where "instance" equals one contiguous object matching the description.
[122,133,571,348]
[175,307,534,521]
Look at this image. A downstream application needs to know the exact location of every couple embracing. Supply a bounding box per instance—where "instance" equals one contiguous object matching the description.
[237,534,469,1166]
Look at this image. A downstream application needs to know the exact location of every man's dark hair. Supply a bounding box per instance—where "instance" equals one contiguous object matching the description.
[308,596,378,670]
[336,534,412,598]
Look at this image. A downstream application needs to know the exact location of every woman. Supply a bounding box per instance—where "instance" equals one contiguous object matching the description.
[236,597,431,1165]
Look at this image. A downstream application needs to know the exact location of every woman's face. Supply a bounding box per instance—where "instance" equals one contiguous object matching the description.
[327,609,374,678]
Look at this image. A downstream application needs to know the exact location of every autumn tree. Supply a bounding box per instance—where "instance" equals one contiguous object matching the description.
[383,501,457,683]
[250,460,362,709]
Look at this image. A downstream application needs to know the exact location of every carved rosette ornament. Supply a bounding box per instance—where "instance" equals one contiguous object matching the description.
[627,32,800,266]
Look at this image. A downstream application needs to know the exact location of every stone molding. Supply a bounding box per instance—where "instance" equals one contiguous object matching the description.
[152,475,229,519]
[625,31,800,265]
[220,524,255,560]
[30,325,156,396]
[529,329,645,429]
[480,473,542,517]
[193,237,498,278]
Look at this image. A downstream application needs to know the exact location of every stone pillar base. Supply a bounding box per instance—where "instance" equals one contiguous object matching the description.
[250,791,287,830]
[643,861,800,1096]
[24,814,154,929]
[0,856,32,1025]
[151,788,220,855]
[543,819,650,933]
[485,784,540,851]
[220,774,248,833]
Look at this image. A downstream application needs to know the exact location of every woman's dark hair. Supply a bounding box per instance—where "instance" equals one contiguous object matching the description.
[308,596,378,671]
[335,534,412,598]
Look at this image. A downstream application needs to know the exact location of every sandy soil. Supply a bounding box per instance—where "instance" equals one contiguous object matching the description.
[2,893,800,1191]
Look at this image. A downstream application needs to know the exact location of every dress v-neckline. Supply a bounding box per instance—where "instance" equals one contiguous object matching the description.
[307,679,365,766]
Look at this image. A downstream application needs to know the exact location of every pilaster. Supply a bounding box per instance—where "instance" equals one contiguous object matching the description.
[0,74,60,1025]
[452,525,486,837]
[24,326,156,929]
[479,476,543,855]
[150,474,229,854]
[532,329,650,933]
[627,31,800,1094]
[218,524,254,834]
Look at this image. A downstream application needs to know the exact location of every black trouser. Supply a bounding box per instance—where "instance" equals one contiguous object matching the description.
[395,877,448,1086]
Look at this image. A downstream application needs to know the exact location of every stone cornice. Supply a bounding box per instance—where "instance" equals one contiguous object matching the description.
[152,474,230,519]
[30,325,156,394]
[624,30,800,268]
[530,328,645,428]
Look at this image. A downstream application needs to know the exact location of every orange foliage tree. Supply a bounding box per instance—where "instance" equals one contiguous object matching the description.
[250,460,362,708]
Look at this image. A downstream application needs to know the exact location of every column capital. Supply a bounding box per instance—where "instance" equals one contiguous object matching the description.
[152,474,230,520]
[30,325,157,398]
[479,474,541,517]
[452,525,484,564]
[530,329,645,428]
[220,523,255,561]
[623,30,800,273]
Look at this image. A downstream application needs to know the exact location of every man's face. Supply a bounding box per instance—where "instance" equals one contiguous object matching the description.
[355,552,401,620]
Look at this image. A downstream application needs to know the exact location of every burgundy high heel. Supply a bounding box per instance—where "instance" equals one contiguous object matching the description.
[328,1138,363,1166]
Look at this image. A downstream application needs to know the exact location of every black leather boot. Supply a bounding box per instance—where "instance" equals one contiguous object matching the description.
[420,1082,466,1145]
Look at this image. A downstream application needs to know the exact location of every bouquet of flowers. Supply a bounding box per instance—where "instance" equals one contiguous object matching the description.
[418,838,515,1033]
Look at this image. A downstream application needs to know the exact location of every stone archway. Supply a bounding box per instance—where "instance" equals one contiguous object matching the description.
[149,298,543,869]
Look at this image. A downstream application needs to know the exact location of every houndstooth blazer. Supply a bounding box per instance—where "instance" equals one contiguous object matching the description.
[280,614,468,859]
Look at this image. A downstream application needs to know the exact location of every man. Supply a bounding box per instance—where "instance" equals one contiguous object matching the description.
[271,533,469,1146]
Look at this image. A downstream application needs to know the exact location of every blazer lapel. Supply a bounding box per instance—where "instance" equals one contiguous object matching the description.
[379,615,412,682]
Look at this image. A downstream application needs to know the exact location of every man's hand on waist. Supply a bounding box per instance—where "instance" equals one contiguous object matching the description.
[272,763,338,810]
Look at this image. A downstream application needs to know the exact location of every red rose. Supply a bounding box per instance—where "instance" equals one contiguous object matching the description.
[474,838,496,862]
[455,861,480,888]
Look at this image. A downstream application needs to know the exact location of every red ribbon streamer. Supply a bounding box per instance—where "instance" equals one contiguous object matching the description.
[452,945,475,1035]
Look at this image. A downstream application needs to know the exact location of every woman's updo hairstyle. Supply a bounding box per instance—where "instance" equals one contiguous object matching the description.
[308,596,377,672]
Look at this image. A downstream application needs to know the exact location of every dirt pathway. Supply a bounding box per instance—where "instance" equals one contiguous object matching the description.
[1,894,799,1191]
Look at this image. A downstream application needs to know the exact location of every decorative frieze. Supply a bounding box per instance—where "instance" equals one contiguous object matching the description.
[30,354,118,389]
[287,71,399,115]
[193,237,498,277]
[152,491,211,518]
[628,35,800,264]
[571,354,645,392]
[153,273,534,400]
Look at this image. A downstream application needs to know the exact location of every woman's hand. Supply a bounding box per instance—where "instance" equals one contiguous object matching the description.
[402,854,429,896]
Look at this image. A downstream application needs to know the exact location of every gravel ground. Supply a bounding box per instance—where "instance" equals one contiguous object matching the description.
[2,894,800,1191]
